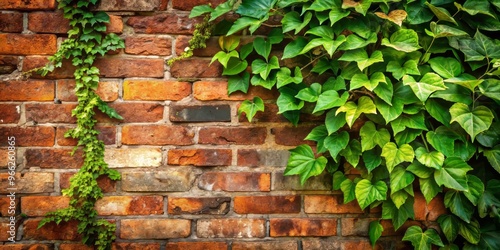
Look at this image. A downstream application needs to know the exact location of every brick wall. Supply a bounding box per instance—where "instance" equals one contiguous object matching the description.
[0,0,444,249]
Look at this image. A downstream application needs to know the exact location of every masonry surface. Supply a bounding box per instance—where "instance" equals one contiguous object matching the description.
[0,0,445,249]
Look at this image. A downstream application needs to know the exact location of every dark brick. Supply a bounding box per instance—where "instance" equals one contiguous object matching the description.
[0,104,20,124]
[0,127,55,147]
[0,55,19,74]
[25,103,76,123]
[170,105,231,122]
[271,126,316,146]
[26,149,83,169]
[237,149,289,167]
[234,196,301,214]
[0,12,23,32]
[199,127,267,145]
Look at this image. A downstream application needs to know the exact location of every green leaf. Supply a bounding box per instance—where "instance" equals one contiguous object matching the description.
[253,37,272,59]
[360,121,390,152]
[282,37,308,59]
[340,178,357,203]
[373,78,394,105]
[350,72,386,91]
[324,131,350,158]
[459,0,495,17]
[211,50,239,68]
[435,157,472,191]
[339,49,384,71]
[227,17,263,35]
[445,189,475,223]
[425,99,451,126]
[339,33,378,51]
[210,1,233,21]
[458,31,500,62]
[333,171,347,190]
[438,214,460,242]
[428,57,463,78]
[382,198,415,230]
[97,99,123,120]
[189,5,213,18]
[390,166,415,194]
[341,139,362,167]
[387,59,420,80]
[450,103,494,142]
[375,97,404,123]
[402,226,444,250]
[284,145,328,185]
[382,29,421,52]
[406,0,434,24]
[479,79,500,102]
[325,109,346,135]
[355,179,388,210]
[391,189,410,209]
[477,122,500,147]
[425,2,457,25]
[277,87,304,113]
[394,128,422,146]
[295,82,321,102]
[390,112,428,136]
[403,73,446,102]
[223,58,248,75]
[336,96,377,128]
[459,219,481,245]
[282,11,312,34]
[342,0,372,15]
[430,23,469,38]
[313,90,349,113]
[415,147,445,170]
[329,3,350,24]
[420,177,442,203]
[444,74,483,92]
[363,149,382,173]
[228,72,250,95]
[408,162,433,179]
[484,146,500,175]
[236,0,277,19]
[251,74,277,89]
[431,83,473,105]
[268,28,284,44]
[426,127,459,157]
[305,25,334,39]
[277,67,303,88]
[252,56,280,80]
[238,97,265,122]
[381,142,415,173]
[464,175,484,206]
[369,220,383,247]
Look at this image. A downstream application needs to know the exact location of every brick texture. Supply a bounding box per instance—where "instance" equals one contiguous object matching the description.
[25,149,83,169]
[168,197,230,215]
[57,80,119,102]
[120,219,191,239]
[21,196,69,216]
[0,104,20,124]
[234,196,301,214]
[123,80,191,101]
[270,218,337,237]
[0,127,55,147]
[125,36,172,55]
[193,81,278,101]
[0,0,56,10]
[122,125,194,145]
[166,242,228,250]
[199,127,267,145]
[121,169,194,192]
[25,103,76,123]
[95,196,164,215]
[127,13,195,34]
[0,173,53,194]
[0,80,55,101]
[0,55,19,74]
[198,172,271,192]
[0,12,23,32]
[24,219,80,240]
[197,219,266,238]
[0,34,57,55]
[232,241,298,250]
[168,149,232,166]
[170,58,222,78]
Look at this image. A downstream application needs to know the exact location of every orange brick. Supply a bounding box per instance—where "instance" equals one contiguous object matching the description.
[56,126,115,146]
[95,57,164,78]
[175,36,221,57]
[125,36,172,55]
[26,149,83,169]
[168,149,232,166]
[270,218,337,237]
[28,11,69,33]
[59,244,93,250]
[0,149,7,169]
[96,103,164,123]
[23,57,76,79]
[272,126,316,146]
[0,196,19,216]
[198,172,271,192]
[57,79,119,102]
[95,196,164,215]
[0,0,56,10]
[199,127,267,145]
[0,127,55,147]
[0,104,20,124]
[193,81,278,101]
[166,242,228,250]
[123,80,191,101]
[0,55,19,74]
[168,197,230,215]
[304,195,364,214]
[0,244,53,250]
[112,243,161,250]
[24,219,80,240]
[232,241,298,250]
[21,196,69,216]
[0,80,55,101]
[414,192,446,221]
[0,34,56,55]
[25,103,76,123]
[106,15,123,33]
[197,218,266,238]
[341,240,384,250]
[120,219,191,239]
[122,125,194,145]
[234,196,300,214]
[170,58,222,78]
[0,173,54,194]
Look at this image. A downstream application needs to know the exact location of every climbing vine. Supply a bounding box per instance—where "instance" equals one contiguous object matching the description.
[183,0,500,249]
[34,0,124,249]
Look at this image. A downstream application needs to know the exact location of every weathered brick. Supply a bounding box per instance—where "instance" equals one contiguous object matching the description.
[0,244,53,250]
[0,12,23,32]
[25,103,76,123]
[96,0,159,11]
[175,36,221,57]
[95,57,164,78]
[0,196,19,217]
[168,197,230,215]
[0,104,20,124]
[0,55,19,74]
[0,80,54,101]
[166,242,227,250]
[112,243,161,250]
[197,219,265,238]
[414,192,446,221]
[125,36,172,55]
[95,196,163,215]
[122,125,194,145]
[0,0,56,10]
[120,219,191,239]
[24,219,80,240]
[0,173,53,194]
[271,126,315,146]
[0,127,55,147]
[26,149,83,169]
[270,218,337,237]
[23,57,75,79]
[232,241,298,250]
[60,173,116,193]
[57,126,115,146]
[123,80,191,101]
[0,149,8,169]
[57,80,119,102]
[304,195,364,214]
[341,240,384,250]
[380,219,422,236]
[59,244,94,250]
[302,239,340,250]
[172,0,225,10]
[199,127,267,145]
[28,11,69,33]
[198,172,270,192]
[193,81,277,101]
[127,13,195,34]
[0,34,56,55]
[170,105,231,122]
[0,218,16,241]
[168,149,231,166]
[273,171,332,191]
[121,168,194,192]
[104,148,162,168]
[341,217,377,236]
[234,196,300,214]
[96,103,164,123]
[21,196,69,216]
[106,15,124,33]
[237,149,289,167]
[171,58,222,78]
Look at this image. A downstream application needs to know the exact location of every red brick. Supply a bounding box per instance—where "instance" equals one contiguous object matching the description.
[271,126,316,146]
[28,11,69,33]
[106,15,123,33]
[168,149,231,166]
[168,197,230,215]
[198,172,270,192]
[60,173,116,193]
[234,196,300,214]
[237,149,290,167]
[112,243,161,250]
[0,149,7,169]
[125,36,172,55]
[26,149,83,169]
[57,79,119,102]
[0,12,23,32]
[21,196,69,216]
[123,80,191,101]
[0,80,55,101]
[127,13,196,34]
[270,218,337,237]
[199,127,267,145]
[341,240,383,250]
[0,218,16,241]
[0,244,53,250]
[167,242,228,250]
[96,1,159,11]
[59,244,93,250]
[301,239,340,250]
[238,103,288,123]
[170,58,222,78]
[232,241,298,250]
[341,217,378,236]
[95,196,163,215]
[193,81,278,101]
[95,57,164,78]
[175,36,221,57]
[197,218,265,238]
[172,0,225,10]
[0,126,55,147]
[0,104,20,124]
[24,219,80,240]
[0,34,56,55]
[0,173,54,194]
[120,219,191,239]
[0,55,19,74]
[96,102,164,123]
[304,195,364,214]
[122,125,194,145]
[414,192,446,221]
[0,196,19,216]
[57,126,115,146]
[25,103,76,123]
[0,0,56,10]
[23,57,75,79]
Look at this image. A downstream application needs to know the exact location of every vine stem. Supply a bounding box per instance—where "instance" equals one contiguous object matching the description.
[300,53,328,71]
[420,134,430,152]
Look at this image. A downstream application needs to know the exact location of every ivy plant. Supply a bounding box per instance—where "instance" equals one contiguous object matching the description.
[185,0,500,248]
[32,0,124,249]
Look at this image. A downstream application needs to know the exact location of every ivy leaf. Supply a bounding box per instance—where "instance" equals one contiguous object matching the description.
[238,97,265,122]
[355,179,388,210]
[305,125,328,142]
[227,17,263,35]
[295,82,321,102]
[445,190,475,223]
[450,103,494,142]
[282,37,307,59]
[336,96,377,128]
[325,109,346,135]
[381,29,421,52]
[251,73,277,89]
[458,0,495,17]
[390,166,415,194]
[375,10,407,26]
[391,189,410,209]
[329,1,350,24]
[426,126,461,157]
[253,37,272,59]
[425,99,451,126]
[444,74,483,92]
[428,57,463,78]
[268,28,283,44]
[438,214,460,243]
[387,59,420,80]
[227,72,250,95]
[403,226,444,250]
[350,72,386,91]
[333,171,347,190]
[464,175,484,206]
[218,35,240,51]
[236,0,277,19]
[223,58,248,75]
[375,97,404,123]
[484,146,500,174]
[324,131,350,158]
[382,198,415,230]
[340,178,357,203]
[284,145,328,185]
[402,73,446,102]
[360,121,390,152]
[340,139,362,167]
[476,122,500,147]
[373,78,393,105]
[408,162,433,179]
[394,128,422,146]
[459,219,481,245]
[277,67,302,88]
[381,142,415,173]
[209,1,232,21]
[425,2,457,25]
[478,79,500,102]
[339,33,377,51]
[342,0,372,16]
[282,11,312,34]
[420,177,442,203]
[435,157,472,191]
[251,56,280,80]
[277,87,304,113]
[211,50,239,68]
[429,22,469,38]
[369,220,383,247]
[415,147,445,170]
[189,5,213,18]
[390,112,428,136]
[458,31,500,61]
[339,49,384,71]
[97,99,123,120]
[313,90,349,113]
[363,149,382,173]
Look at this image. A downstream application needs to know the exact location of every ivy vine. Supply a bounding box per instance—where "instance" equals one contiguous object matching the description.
[34,0,124,249]
[184,0,500,249]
